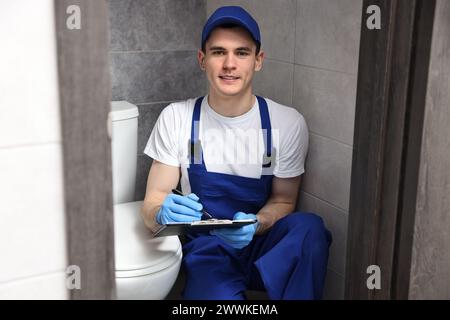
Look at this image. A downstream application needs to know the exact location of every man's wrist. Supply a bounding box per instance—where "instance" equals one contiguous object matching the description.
[154,205,164,226]
[255,213,272,235]
[142,204,163,234]
[154,206,162,225]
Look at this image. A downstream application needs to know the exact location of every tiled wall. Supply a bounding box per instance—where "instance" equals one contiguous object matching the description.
[409,0,450,299]
[108,0,207,200]
[0,0,361,300]
[207,0,362,299]
[0,1,68,299]
[294,0,361,299]
[109,0,361,299]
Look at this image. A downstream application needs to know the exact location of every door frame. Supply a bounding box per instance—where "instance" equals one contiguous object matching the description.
[54,0,115,299]
[54,0,438,300]
[345,0,436,299]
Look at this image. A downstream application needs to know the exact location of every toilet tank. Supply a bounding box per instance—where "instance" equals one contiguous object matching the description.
[110,101,139,204]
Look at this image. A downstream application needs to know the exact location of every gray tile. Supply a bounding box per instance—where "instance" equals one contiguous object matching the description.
[134,154,153,201]
[293,65,357,146]
[322,268,345,300]
[207,0,297,63]
[110,51,206,104]
[302,133,353,211]
[298,191,348,276]
[253,59,293,107]
[137,102,171,154]
[109,0,206,51]
[296,0,363,74]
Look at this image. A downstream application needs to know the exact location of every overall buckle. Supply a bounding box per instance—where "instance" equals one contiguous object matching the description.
[188,139,203,164]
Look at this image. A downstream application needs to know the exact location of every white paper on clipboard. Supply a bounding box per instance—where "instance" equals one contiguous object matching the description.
[153,219,257,237]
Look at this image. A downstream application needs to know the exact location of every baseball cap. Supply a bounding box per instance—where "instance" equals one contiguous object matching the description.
[201,6,261,49]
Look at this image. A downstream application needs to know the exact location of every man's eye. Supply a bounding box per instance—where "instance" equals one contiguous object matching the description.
[236,51,250,56]
[212,51,225,55]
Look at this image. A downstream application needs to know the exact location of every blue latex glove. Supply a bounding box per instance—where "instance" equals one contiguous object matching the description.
[156,193,203,224]
[210,212,258,249]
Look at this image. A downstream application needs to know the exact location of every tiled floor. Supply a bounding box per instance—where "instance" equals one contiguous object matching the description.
[165,270,269,300]
[165,269,185,300]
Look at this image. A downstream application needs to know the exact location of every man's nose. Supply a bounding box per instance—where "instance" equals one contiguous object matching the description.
[223,53,237,70]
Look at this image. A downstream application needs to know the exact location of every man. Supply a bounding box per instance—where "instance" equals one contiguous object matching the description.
[140,6,331,300]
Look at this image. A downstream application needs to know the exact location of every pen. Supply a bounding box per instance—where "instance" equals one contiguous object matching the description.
[171,189,213,219]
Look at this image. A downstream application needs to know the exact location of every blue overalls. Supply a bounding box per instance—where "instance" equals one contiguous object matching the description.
[182,96,332,300]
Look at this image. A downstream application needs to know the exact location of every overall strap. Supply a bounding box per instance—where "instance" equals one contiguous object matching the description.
[256,96,272,168]
[190,96,272,167]
[190,96,204,165]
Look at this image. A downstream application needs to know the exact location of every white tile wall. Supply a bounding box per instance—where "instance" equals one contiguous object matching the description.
[0,0,61,148]
[0,0,68,299]
[0,144,67,282]
[0,272,68,300]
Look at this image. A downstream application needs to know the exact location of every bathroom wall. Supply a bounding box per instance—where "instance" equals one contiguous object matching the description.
[409,0,450,299]
[0,0,68,299]
[109,0,361,299]
[207,0,362,299]
[108,0,207,200]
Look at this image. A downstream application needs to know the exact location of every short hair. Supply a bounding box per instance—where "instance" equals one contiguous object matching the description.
[201,23,261,55]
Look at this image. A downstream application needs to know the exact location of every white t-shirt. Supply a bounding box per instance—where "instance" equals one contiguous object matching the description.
[144,95,309,194]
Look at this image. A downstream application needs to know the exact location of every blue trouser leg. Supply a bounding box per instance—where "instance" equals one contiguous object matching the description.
[181,235,247,300]
[181,212,332,300]
[248,212,332,299]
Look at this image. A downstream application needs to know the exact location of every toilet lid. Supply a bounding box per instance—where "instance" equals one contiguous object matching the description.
[110,101,139,121]
[114,201,182,276]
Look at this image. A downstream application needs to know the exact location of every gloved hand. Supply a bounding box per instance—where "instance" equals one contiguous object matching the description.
[210,212,258,249]
[156,193,203,225]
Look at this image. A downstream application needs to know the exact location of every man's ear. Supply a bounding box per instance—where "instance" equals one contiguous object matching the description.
[254,50,265,72]
[198,49,206,70]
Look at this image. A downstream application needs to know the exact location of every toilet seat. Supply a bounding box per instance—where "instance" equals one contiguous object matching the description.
[115,245,182,278]
[114,201,182,278]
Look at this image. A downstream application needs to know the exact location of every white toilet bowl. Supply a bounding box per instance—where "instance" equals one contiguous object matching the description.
[110,101,182,299]
[114,200,182,300]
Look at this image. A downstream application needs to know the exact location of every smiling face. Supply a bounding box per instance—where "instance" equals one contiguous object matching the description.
[198,26,264,99]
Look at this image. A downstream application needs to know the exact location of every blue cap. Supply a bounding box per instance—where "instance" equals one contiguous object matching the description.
[201,6,261,49]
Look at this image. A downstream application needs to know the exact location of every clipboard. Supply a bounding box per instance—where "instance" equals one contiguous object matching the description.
[153,219,257,237]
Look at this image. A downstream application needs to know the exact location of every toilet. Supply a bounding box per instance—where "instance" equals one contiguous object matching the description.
[110,101,182,300]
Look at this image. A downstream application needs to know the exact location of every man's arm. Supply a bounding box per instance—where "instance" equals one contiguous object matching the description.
[255,175,302,235]
[140,160,180,233]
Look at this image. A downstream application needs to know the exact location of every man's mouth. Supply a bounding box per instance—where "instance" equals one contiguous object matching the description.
[219,75,240,81]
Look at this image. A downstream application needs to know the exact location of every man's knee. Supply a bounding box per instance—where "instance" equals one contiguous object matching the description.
[279,212,332,248]
[183,235,230,264]
[279,212,324,230]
